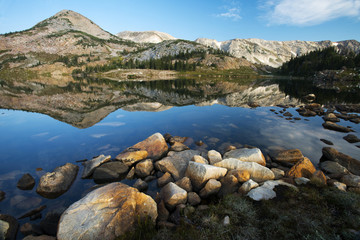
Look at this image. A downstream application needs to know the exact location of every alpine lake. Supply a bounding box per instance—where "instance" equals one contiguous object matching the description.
[0,75,359,236]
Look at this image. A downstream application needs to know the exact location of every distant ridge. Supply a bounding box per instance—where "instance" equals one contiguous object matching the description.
[117,31,176,43]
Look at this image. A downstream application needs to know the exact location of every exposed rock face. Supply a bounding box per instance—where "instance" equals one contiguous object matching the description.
[37,163,79,199]
[195,38,359,68]
[82,155,111,178]
[160,182,187,209]
[57,182,157,240]
[155,150,202,181]
[286,157,316,178]
[17,173,35,190]
[270,149,304,164]
[117,31,176,43]
[185,162,227,190]
[224,148,266,166]
[322,147,360,175]
[214,159,275,182]
[126,133,168,161]
[115,150,148,167]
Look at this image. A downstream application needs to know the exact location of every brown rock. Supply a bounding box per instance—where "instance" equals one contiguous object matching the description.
[57,182,157,240]
[270,149,304,164]
[199,179,221,198]
[218,175,239,197]
[126,167,135,179]
[322,147,360,175]
[343,134,360,143]
[187,192,201,206]
[17,173,35,190]
[126,133,168,160]
[228,169,250,183]
[192,155,208,164]
[115,150,148,167]
[157,200,169,222]
[286,157,316,178]
[170,142,189,152]
[175,177,192,192]
[157,172,173,187]
[135,159,154,178]
[133,179,148,192]
[322,121,353,133]
[323,113,340,122]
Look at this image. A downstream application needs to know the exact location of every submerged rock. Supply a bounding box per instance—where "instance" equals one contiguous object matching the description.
[57,182,157,240]
[343,134,360,143]
[185,161,227,190]
[0,191,5,202]
[224,148,266,166]
[37,163,79,199]
[82,155,111,178]
[322,147,360,175]
[214,159,275,182]
[17,173,35,190]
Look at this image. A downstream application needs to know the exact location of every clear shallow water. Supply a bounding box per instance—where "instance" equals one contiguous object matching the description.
[0,77,359,237]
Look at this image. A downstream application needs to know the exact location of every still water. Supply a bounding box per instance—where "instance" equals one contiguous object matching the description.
[0,77,359,233]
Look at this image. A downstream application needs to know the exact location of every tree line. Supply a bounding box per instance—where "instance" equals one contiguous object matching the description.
[279,47,360,76]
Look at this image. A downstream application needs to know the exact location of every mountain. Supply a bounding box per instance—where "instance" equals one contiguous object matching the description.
[195,38,360,68]
[117,31,176,43]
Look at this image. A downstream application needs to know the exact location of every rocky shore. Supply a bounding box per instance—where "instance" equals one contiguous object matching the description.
[1,125,359,239]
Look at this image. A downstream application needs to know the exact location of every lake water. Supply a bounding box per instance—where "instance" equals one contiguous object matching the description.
[0,76,359,236]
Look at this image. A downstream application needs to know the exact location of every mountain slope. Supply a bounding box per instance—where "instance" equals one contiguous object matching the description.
[195,38,360,68]
[117,31,176,43]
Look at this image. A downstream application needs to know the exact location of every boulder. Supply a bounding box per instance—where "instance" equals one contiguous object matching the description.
[238,179,259,194]
[121,133,168,161]
[187,192,201,206]
[320,161,349,178]
[170,142,189,152]
[133,179,148,192]
[17,173,35,190]
[57,182,157,240]
[0,214,18,240]
[155,150,203,181]
[214,159,275,182]
[285,157,316,178]
[157,172,173,187]
[270,149,304,164]
[343,134,360,143]
[322,121,352,133]
[93,161,129,183]
[199,179,222,198]
[323,113,340,122]
[175,177,192,192]
[207,150,222,165]
[192,155,208,164]
[322,147,360,175]
[228,169,250,183]
[160,182,187,210]
[82,155,111,178]
[37,163,79,199]
[341,174,360,188]
[271,168,285,180]
[115,150,148,167]
[135,159,154,178]
[185,161,227,190]
[224,148,266,166]
[247,180,297,201]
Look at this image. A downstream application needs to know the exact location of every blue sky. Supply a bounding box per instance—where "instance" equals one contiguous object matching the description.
[0,0,359,42]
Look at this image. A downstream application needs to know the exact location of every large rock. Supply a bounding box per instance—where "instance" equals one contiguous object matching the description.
[320,161,349,178]
[322,121,353,132]
[341,174,360,187]
[208,150,222,165]
[322,147,360,175]
[93,162,129,183]
[17,173,35,190]
[160,182,187,210]
[224,148,266,166]
[115,150,148,167]
[0,214,18,240]
[121,133,168,161]
[323,113,340,122]
[285,157,316,178]
[155,150,202,181]
[82,155,111,178]
[247,180,297,201]
[214,159,275,182]
[57,182,157,240]
[270,149,304,164]
[37,163,79,199]
[343,134,360,143]
[135,159,154,178]
[185,161,227,190]
[199,179,222,198]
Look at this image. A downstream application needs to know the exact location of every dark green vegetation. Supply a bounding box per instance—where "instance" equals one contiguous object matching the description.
[279,47,360,76]
[122,185,360,240]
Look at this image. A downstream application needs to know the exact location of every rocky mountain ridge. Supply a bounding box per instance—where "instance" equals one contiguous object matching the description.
[117,31,176,43]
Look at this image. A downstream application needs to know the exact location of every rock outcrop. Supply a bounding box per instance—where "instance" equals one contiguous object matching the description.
[117,31,176,43]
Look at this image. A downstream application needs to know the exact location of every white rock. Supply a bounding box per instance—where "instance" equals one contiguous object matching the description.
[82,155,111,178]
[247,180,297,201]
[223,216,230,226]
[161,182,187,209]
[333,181,347,191]
[208,150,222,165]
[239,179,259,194]
[186,162,227,190]
[224,148,266,166]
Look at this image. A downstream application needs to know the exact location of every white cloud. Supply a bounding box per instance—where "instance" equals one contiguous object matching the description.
[262,0,360,26]
[91,133,108,138]
[95,122,125,127]
[217,7,242,21]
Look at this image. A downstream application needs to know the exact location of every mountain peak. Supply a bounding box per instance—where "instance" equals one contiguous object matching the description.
[117,30,176,43]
